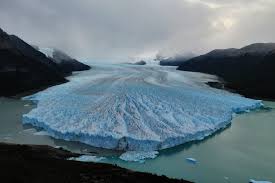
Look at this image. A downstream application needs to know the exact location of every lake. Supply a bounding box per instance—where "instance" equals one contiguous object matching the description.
[0,98,274,183]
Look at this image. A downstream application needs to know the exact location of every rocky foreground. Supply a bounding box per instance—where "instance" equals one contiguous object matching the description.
[0,143,191,183]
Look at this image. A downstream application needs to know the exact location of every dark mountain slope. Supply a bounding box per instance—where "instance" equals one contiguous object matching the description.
[0,28,67,96]
[178,43,275,99]
[159,54,196,66]
[34,46,91,75]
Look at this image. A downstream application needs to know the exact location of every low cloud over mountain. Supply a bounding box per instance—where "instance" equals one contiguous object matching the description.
[1,0,275,61]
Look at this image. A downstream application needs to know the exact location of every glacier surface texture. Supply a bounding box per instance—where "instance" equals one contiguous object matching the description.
[23,64,262,151]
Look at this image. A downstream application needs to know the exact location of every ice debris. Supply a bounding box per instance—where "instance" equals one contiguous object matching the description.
[33,131,50,136]
[186,158,197,164]
[249,179,272,183]
[119,151,159,163]
[69,155,105,162]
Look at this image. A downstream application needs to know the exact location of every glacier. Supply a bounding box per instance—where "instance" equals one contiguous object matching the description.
[22,64,263,151]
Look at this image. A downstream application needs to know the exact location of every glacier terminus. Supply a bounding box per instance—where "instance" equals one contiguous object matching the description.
[22,64,263,152]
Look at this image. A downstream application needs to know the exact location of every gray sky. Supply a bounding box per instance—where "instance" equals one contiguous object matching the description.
[1,0,275,61]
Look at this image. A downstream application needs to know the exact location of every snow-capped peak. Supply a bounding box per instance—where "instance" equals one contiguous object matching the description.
[38,47,54,58]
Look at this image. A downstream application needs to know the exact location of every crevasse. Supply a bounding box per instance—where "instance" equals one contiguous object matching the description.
[22,64,263,151]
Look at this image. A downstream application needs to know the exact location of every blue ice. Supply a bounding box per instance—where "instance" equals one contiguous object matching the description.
[22,64,263,151]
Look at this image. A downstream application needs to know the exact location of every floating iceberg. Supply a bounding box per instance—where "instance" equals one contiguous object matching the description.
[22,64,263,151]
[120,151,159,163]
[33,131,50,136]
[249,179,272,183]
[186,158,197,164]
[69,155,105,162]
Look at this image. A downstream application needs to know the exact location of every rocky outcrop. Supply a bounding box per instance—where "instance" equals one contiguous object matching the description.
[178,43,275,99]
[133,60,146,65]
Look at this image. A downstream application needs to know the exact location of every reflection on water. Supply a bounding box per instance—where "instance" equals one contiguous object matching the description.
[0,98,274,183]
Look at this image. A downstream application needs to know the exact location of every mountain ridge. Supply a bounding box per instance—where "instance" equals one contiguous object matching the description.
[34,46,91,75]
[178,43,275,99]
[0,27,90,97]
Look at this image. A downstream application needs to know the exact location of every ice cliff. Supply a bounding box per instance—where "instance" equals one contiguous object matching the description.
[23,64,262,151]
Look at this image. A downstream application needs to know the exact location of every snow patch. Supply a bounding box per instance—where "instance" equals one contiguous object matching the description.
[38,47,54,58]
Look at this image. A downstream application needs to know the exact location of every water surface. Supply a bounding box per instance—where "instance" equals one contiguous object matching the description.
[0,97,274,182]
[0,64,273,182]
[22,64,261,151]
[103,101,275,183]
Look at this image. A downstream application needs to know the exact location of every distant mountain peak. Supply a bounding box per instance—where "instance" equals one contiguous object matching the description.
[178,42,275,99]
[240,43,275,54]
[0,27,67,96]
[207,48,239,57]
[205,43,275,58]
[159,53,196,66]
[38,47,55,58]
[0,27,90,96]
[33,45,90,75]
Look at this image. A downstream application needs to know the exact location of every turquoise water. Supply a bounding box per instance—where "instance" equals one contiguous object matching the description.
[103,101,275,183]
[0,98,274,182]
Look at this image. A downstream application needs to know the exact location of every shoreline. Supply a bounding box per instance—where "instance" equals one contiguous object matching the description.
[1,98,274,182]
[0,67,272,182]
[206,80,275,102]
[0,142,191,183]
[20,65,264,152]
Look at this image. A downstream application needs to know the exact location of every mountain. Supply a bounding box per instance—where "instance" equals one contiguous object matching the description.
[0,27,69,96]
[205,43,275,57]
[34,46,91,75]
[159,53,196,66]
[133,60,146,65]
[178,43,275,99]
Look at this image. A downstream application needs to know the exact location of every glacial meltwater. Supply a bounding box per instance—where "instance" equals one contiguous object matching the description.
[0,64,274,183]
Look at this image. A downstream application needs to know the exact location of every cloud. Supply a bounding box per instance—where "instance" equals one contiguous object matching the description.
[185,0,223,9]
[0,0,274,61]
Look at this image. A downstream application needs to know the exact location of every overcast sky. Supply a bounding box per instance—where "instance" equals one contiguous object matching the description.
[1,0,275,61]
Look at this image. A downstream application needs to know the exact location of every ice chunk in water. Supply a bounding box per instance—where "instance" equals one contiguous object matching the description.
[249,179,272,183]
[33,131,50,136]
[120,151,159,163]
[69,155,105,162]
[186,158,197,164]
